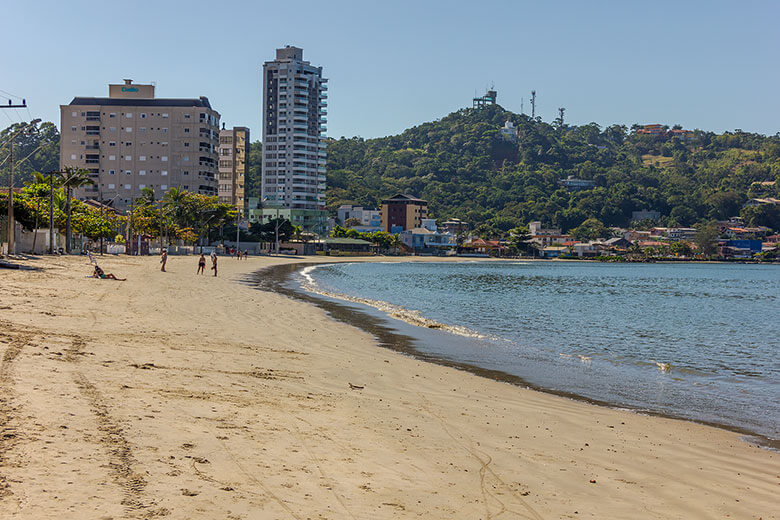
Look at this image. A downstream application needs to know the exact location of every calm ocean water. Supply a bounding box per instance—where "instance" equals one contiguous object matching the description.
[296,261,780,441]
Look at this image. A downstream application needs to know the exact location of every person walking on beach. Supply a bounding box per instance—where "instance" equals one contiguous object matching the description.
[160,249,168,272]
[197,253,206,275]
[210,251,218,277]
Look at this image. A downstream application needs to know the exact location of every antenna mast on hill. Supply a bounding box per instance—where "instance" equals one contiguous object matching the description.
[558,107,565,127]
[530,90,536,118]
[521,98,524,114]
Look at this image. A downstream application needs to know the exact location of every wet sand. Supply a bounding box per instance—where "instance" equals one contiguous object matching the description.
[0,254,777,519]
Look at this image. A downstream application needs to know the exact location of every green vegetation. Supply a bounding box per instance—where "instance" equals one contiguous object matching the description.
[325,105,780,236]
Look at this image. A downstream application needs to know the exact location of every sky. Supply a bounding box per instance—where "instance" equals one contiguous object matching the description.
[2,0,779,139]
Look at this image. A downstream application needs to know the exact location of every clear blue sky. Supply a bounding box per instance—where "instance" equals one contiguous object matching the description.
[2,0,778,139]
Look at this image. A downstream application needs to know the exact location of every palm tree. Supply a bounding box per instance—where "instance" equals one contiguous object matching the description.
[292,225,303,242]
[60,167,94,253]
[162,186,188,229]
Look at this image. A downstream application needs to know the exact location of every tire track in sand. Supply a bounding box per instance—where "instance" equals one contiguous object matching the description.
[66,336,157,518]
[0,326,32,500]
[418,394,544,520]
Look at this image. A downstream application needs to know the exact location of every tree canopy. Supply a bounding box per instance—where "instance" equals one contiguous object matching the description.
[325,105,780,236]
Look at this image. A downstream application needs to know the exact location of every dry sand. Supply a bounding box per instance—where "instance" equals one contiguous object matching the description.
[0,254,777,519]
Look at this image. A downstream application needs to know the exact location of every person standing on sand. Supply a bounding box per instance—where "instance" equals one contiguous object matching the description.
[197,253,206,275]
[160,249,168,272]
[210,251,218,277]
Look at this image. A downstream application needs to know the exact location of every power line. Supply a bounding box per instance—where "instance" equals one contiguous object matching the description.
[0,89,24,100]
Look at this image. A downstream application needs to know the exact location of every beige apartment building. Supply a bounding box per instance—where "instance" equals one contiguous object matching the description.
[218,126,250,214]
[60,79,220,212]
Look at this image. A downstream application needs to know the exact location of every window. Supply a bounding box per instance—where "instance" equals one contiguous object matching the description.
[184,142,189,147]
[71,111,77,117]
[109,113,116,118]
[109,155,116,161]
[183,171,188,176]
[125,170,131,175]
[125,127,132,133]
[140,113,146,119]
[184,114,190,119]
[125,142,132,146]
[139,127,146,133]
[161,184,168,190]
[139,170,146,176]
[184,128,190,133]
[183,156,189,162]
[161,128,168,134]
[139,184,145,189]
[71,126,76,131]
[108,183,115,189]
[139,155,146,161]
[110,127,116,132]
[109,141,116,147]
[126,113,133,119]
[70,154,77,160]
[161,156,168,162]
[162,113,168,118]
[125,155,132,161]
[161,170,168,176]
[109,170,115,175]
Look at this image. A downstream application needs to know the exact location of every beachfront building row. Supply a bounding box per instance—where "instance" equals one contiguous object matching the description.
[399,219,457,253]
[60,80,221,212]
[260,46,328,234]
[218,126,250,215]
[337,205,381,231]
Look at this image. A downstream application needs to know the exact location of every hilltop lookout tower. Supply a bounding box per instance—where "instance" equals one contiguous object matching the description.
[473,89,497,109]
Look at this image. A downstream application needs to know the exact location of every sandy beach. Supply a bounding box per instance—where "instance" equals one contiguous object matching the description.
[0,254,777,519]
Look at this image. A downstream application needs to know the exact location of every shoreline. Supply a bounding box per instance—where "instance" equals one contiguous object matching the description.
[247,260,779,451]
[0,254,777,519]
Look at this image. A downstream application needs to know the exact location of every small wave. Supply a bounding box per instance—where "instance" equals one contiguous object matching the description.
[297,266,486,339]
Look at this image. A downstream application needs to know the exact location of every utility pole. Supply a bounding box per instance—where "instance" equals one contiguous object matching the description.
[1,100,30,255]
[44,169,65,254]
[2,99,27,109]
[236,209,240,254]
[7,139,14,255]
[530,90,536,119]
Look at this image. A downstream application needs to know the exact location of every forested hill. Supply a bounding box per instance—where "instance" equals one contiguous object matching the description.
[326,105,780,235]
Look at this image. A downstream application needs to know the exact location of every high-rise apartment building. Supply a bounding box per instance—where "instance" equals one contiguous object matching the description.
[218,126,250,214]
[261,46,328,233]
[60,80,220,212]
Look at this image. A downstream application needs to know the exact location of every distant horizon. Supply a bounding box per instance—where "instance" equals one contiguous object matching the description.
[2,1,778,139]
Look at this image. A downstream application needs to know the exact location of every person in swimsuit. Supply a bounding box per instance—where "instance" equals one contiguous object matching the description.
[210,252,218,277]
[160,249,168,272]
[92,265,125,281]
[197,253,206,275]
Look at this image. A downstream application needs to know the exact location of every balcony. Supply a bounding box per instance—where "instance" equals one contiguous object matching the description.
[85,144,100,150]
[319,101,327,107]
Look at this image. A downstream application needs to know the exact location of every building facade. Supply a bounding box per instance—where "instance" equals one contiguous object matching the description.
[380,194,428,233]
[218,126,249,214]
[337,205,381,228]
[60,80,220,212]
[261,46,328,233]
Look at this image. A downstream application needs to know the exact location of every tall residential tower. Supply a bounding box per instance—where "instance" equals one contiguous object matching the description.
[60,80,220,212]
[218,125,249,215]
[261,46,327,233]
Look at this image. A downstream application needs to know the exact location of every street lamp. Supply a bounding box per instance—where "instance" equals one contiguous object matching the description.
[261,196,280,255]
